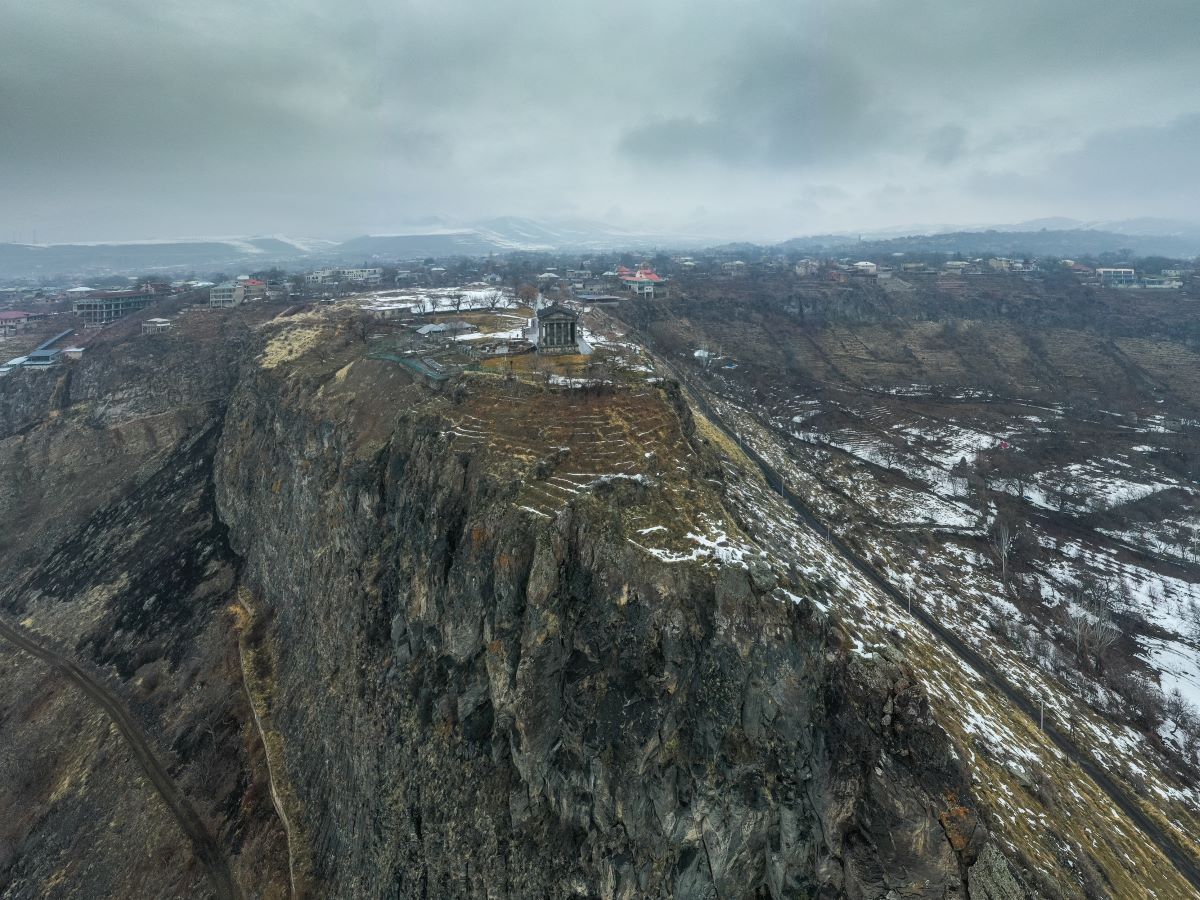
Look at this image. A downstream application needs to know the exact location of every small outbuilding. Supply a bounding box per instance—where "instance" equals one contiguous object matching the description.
[24,348,62,368]
[141,317,173,334]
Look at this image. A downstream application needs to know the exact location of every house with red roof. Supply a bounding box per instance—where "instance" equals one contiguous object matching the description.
[620,266,669,299]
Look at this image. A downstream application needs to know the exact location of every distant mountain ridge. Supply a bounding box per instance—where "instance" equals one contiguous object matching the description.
[1,216,1197,280]
[0,237,323,281]
[830,218,1200,242]
[777,225,1200,259]
[0,217,683,280]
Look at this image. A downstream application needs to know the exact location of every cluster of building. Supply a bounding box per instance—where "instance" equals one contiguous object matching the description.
[0,329,80,375]
[364,292,589,390]
[536,264,669,300]
[304,267,384,286]
[1084,266,1184,290]
[819,257,1041,281]
[2,276,199,376]
[209,277,267,308]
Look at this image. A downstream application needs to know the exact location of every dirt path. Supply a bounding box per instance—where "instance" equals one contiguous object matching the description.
[671,367,1200,896]
[235,591,303,898]
[0,615,242,900]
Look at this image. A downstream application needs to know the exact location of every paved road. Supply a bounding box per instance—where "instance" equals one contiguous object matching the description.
[673,370,1200,895]
[0,616,242,900]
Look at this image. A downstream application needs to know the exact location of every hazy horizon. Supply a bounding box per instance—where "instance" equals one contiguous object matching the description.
[7,214,1200,252]
[4,0,1198,244]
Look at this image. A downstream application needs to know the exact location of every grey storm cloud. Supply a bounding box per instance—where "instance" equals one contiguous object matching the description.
[925,126,968,167]
[618,44,879,167]
[0,0,1197,242]
[970,114,1200,220]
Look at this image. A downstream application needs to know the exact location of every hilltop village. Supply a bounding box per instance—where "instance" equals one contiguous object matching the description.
[0,247,1195,377]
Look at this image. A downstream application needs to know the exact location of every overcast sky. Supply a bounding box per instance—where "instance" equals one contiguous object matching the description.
[2,0,1198,243]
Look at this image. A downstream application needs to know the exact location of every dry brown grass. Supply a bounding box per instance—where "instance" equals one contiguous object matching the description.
[446,378,740,552]
[1117,338,1200,399]
[480,351,592,378]
[259,325,326,370]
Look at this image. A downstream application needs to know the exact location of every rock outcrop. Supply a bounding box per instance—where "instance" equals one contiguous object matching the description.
[0,309,1029,898]
[214,346,996,898]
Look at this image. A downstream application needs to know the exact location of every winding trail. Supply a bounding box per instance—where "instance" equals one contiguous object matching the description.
[235,591,302,899]
[0,615,242,900]
[670,366,1200,895]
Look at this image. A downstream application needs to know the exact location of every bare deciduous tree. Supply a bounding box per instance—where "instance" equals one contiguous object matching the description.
[586,354,619,391]
[950,456,971,497]
[1183,599,1200,643]
[1047,477,1081,515]
[988,518,1016,584]
[517,283,539,306]
[350,314,373,344]
[1069,578,1120,671]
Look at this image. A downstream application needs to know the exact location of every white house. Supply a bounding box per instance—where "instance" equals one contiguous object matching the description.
[141,317,173,334]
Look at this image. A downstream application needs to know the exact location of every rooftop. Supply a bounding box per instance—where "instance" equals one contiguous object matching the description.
[536,302,578,320]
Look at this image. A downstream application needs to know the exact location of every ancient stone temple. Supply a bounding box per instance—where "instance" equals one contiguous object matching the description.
[535,303,579,354]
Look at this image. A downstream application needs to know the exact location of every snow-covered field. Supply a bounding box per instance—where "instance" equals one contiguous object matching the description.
[359,285,514,316]
[690,377,1200,889]
[996,460,1188,514]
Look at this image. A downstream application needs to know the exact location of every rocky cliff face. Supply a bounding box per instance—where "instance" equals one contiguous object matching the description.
[0,313,253,575]
[0,308,1027,899]
[213,336,1004,898]
[0,309,289,900]
[0,368,66,439]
